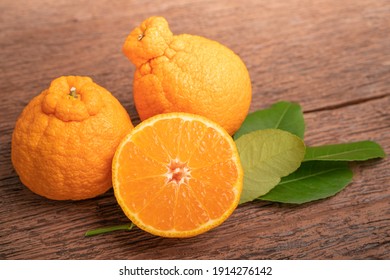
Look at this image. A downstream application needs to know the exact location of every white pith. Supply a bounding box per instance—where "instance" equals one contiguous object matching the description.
[165,158,191,185]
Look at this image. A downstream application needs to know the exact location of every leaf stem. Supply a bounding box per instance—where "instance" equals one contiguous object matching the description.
[85,223,134,237]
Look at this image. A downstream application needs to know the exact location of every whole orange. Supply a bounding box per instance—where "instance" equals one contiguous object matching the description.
[11,76,134,200]
[123,16,252,135]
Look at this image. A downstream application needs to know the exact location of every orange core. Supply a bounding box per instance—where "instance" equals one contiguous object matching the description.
[166,159,191,185]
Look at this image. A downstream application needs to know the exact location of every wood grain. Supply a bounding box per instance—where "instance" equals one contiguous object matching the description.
[1,0,389,259]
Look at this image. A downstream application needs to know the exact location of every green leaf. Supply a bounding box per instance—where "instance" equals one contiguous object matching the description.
[234,101,305,140]
[236,129,306,204]
[259,161,353,204]
[304,141,386,162]
[85,223,134,237]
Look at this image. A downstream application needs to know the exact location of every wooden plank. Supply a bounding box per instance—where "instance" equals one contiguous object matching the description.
[1,0,389,116]
[1,97,388,260]
[0,0,389,259]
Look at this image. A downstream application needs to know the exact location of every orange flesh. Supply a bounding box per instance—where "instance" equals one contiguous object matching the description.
[113,114,242,237]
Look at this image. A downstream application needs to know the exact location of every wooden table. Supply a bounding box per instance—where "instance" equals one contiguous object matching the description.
[1,0,389,260]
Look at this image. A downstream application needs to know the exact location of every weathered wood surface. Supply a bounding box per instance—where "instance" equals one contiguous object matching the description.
[0,0,389,259]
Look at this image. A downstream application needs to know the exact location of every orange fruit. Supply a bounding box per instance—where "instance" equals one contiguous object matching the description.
[112,113,243,238]
[11,76,134,200]
[123,16,252,135]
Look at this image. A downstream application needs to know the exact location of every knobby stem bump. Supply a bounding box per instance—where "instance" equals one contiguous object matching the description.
[85,223,135,237]
[69,86,79,99]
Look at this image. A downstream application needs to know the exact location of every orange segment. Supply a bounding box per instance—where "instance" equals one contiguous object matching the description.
[137,182,177,231]
[175,119,208,162]
[118,175,167,213]
[190,178,236,220]
[130,125,171,164]
[112,112,243,238]
[114,141,167,181]
[173,183,210,231]
[190,160,239,219]
[190,159,239,189]
[150,117,183,159]
[188,127,234,168]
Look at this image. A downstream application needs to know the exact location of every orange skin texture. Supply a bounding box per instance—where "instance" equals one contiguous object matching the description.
[123,16,252,135]
[11,76,133,200]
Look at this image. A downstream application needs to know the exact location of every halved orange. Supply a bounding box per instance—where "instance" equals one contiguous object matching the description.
[112,113,243,238]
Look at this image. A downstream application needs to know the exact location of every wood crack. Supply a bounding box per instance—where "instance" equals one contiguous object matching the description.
[304,93,389,113]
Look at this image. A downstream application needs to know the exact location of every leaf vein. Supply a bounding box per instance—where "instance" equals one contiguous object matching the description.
[278,167,345,185]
